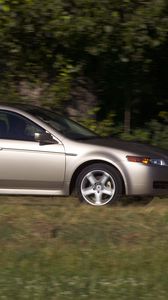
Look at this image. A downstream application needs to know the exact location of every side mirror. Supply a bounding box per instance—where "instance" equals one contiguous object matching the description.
[34,132,57,145]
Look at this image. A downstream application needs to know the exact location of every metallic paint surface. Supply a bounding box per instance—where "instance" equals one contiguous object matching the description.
[0,104,167,197]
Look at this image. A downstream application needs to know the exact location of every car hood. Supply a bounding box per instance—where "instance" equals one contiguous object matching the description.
[81,137,168,158]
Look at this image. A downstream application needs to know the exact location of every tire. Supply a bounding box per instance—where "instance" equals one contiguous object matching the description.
[76,163,123,206]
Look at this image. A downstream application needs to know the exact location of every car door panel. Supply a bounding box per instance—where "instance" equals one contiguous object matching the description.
[0,140,65,190]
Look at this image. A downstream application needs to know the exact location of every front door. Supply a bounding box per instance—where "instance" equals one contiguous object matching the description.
[0,110,65,193]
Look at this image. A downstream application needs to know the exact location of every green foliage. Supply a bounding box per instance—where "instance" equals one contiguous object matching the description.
[41,57,79,109]
[80,107,117,137]
[0,0,167,131]
[120,129,150,143]
[147,119,168,149]
[81,108,168,149]
[120,118,168,149]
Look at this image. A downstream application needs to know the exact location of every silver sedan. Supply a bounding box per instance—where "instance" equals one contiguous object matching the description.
[0,104,167,206]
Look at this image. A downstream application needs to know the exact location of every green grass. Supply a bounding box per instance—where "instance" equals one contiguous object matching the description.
[0,196,168,299]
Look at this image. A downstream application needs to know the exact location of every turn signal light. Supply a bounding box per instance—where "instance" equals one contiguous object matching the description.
[126,156,150,165]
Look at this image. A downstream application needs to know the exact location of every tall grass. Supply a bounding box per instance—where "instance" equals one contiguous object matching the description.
[0,196,168,299]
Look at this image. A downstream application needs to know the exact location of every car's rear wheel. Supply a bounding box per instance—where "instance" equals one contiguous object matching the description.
[76,163,123,206]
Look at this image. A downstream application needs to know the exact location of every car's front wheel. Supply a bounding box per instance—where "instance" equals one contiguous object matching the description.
[76,163,123,206]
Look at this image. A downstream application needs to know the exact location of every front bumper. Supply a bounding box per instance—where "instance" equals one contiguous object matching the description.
[124,163,168,196]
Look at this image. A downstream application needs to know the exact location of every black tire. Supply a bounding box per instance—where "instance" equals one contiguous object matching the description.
[76,163,123,206]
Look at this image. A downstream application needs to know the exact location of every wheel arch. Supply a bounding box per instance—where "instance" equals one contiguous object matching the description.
[69,159,126,196]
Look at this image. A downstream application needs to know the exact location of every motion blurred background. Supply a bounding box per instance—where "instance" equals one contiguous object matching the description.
[0,0,167,148]
[0,2,168,299]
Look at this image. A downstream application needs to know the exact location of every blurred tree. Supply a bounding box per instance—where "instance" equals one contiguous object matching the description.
[0,0,167,131]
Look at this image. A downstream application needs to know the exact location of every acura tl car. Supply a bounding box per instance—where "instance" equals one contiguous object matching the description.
[0,104,167,206]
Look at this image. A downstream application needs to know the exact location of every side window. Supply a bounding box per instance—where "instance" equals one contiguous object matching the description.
[0,110,45,141]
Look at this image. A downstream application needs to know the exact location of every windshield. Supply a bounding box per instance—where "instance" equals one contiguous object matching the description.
[26,107,98,140]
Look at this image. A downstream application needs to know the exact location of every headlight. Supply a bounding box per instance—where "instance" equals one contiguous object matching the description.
[150,158,166,166]
[126,156,167,166]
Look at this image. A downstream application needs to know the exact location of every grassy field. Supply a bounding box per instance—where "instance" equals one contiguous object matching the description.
[0,196,168,300]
